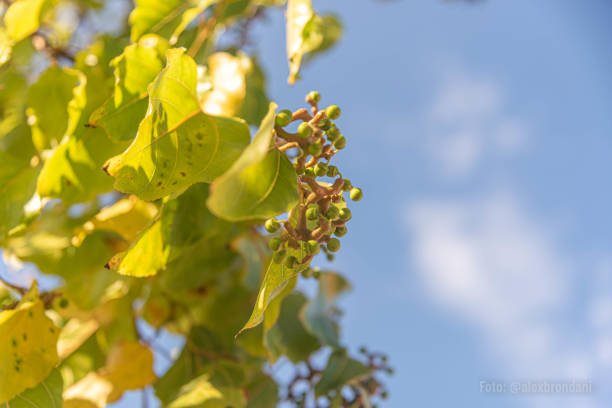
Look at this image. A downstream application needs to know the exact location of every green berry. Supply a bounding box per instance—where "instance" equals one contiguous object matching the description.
[333,135,346,149]
[325,105,341,120]
[381,392,389,400]
[272,249,286,264]
[318,118,331,130]
[297,122,312,139]
[312,267,321,279]
[304,167,316,177]
[306,207,319,220]
[326,253,335,262]
[58,298,69,308]
[342,178,352,191]
[284,255,298,268]
[326,165,339,177]
[334,226,347,237]
[265,218,280,233]
[268,237,282,251]
[307,240,320,255]
[275,109,292,127]
[349,187,363,201]
[295,166,305,175]
[301,268,313,278]
[339,207,352,221]
[308,141,323,156]
[326,126,340,141]
[326,205,340,220]
[314,162,327,177]
[327,238,341,252]
[306,91,321,103]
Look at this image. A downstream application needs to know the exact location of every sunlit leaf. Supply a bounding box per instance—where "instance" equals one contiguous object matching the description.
[0,29,12,66]
[103,341,157,402]
[107,218,164,277]
[167,374,246,408]
[286,0,342,84]
[57,318,100,360]
[207,103,299,221]
[0,283,60,403]
[201,52,248,117]
[103,48,250,201]
[130,0,218,44]
[1,368,63,408]
[89,35,168,142]
[91,196,158,242]
[237,246,308,335]
[63,372,113,408]
[4,0,54,42]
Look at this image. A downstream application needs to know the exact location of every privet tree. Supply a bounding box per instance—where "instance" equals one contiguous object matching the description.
[0,0,391,407]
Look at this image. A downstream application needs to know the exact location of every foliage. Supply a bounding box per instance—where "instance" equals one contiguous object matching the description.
[0,0,392,407]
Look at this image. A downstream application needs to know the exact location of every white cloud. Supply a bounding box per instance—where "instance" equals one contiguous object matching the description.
[404,191,612,407]
[425,74,528,179]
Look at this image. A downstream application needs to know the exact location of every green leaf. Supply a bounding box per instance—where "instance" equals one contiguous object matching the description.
[89,35,168,142]
[1,368,63,408]
[303,271,351,347]
[237,245,308,336]
[207,103,299,221]
[314,349,370,397]
[0,151,41,239]
[36,126,129,204]
[26,66,83,151]
[0,71,36,159]
[0,29,12,67]
[265,293,320,363]
[107,218,164,277]
[130,0,218,44]
[4,0,54,42]
[286,0,342,84]
[103,48,250,201]
[0,283,60,403]
[167,374,246,408]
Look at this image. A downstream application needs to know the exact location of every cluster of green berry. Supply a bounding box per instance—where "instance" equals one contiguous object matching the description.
[263,92,363,268]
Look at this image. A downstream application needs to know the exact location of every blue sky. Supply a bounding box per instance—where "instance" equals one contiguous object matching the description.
[254,0,612,407]
[3,1,611,407]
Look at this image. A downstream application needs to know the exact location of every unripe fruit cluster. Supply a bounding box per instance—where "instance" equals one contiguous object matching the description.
[265,92,364,266]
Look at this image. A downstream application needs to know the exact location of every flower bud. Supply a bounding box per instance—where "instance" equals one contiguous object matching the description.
[326,205,340,220]
[308,141,323,156]
[326,165,339,177]
[306,207,319,220]
[268,237,282,251]
[339,207,352,221]
[314,162,327,177]
[325,105,341,120]
[306,91,321,103]
[327,238,341,252]
[349,187,363,201]
[333,136,346,149]
[334,226,347,237]
[297,122,312,139]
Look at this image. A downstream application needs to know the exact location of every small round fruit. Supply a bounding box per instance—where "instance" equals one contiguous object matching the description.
[275,109,292,127]
[314,162,327,176]
[306,207,319,220]
[307,91,321,103]
[301,268,313,278]
[268,237,282,251]
[272,249,286,264]
[326,205,340,220]
[265,218,281,233]
[326,126,340,141]
[318,118,331,130]
[359,346,367,354]
[381,392,389,400]
[326,165,339,177]
[334,226,347,237]
[333,136,346,149]
[326,253,335,262]
[58,298,69,308]
[327,238,341,252]
[297,122,312,139]
[304,167,316,177]
[349,187,363,201]
[307,240,320,255]
[312,267,321,279]
[325,105,341,119]
[284,255,298,268]
[342,178,353,191]
[339,207,352,221]
[308,141,323,156]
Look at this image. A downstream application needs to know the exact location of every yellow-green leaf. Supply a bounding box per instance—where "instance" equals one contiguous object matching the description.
[89,35,168,142]
[107,218,165,277]
[130,0,218,44]
[167,374,246,408]
[1,368,63,408]
[207,103,299,221]
[4,0,54,42]
[0,282,60,403]
[103,48,250,201]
